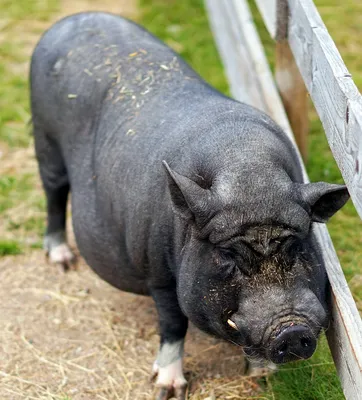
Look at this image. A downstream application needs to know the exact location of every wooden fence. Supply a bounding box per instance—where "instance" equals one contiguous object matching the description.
[205,0,362,398]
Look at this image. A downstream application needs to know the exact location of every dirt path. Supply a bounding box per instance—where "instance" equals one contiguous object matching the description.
[0,1,259,399]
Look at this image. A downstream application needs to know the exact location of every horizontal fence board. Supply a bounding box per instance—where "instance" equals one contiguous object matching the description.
[205,0,293,141]
[205,0,362,398]
[205,0,267,109]
[287,0,362,218]
[315,224,362,399]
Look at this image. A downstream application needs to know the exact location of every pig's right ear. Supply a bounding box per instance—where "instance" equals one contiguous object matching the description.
[162,161,210,220]
[299,182,349,223]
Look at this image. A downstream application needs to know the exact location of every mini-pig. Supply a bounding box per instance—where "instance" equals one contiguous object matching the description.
[30,12,349,399]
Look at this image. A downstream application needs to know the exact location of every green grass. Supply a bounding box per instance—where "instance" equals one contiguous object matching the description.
[0,0,59,147]
[0,171,46,250]
[0,0,56,250]
[267,337,343,399]
[1,0,58,20]
[0,63,31,147]
[0,33,31,147]
[139,0,361,399]
[0,239,22,256]
[0,174,34,212]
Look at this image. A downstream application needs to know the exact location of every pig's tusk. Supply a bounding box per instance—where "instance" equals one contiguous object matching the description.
[227,319,238,330]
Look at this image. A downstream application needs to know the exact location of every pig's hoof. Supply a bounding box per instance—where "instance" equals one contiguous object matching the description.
[152,360,187,400]
[47,243,77,271]
[155,385,187,400]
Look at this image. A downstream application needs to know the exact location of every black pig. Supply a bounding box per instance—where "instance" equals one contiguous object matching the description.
[30,12,349,399]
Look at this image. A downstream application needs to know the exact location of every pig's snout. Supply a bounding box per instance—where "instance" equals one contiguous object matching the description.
[268,325,316,364]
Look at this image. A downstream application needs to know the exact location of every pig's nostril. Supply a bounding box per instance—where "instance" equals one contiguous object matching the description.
[268,325,316,364]
[301,337,312,348]
[277,342,288,356]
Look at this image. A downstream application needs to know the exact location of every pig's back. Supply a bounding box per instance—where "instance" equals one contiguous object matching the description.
[30,12,199,151]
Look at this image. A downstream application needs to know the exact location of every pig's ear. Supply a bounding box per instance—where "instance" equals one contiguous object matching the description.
[300,182,349,222]
[162,161,210,220]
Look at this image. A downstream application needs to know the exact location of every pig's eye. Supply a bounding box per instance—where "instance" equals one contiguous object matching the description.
[219,248,234,261]
[282,236,301,255]
[218,248,252,277]
[216,249,237,274]
[219,248,239,266]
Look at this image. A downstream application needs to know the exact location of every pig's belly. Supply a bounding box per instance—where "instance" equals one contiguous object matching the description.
[70,192,149,296]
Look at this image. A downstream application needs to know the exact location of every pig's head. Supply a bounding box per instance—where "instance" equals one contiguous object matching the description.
[163,161,349,364]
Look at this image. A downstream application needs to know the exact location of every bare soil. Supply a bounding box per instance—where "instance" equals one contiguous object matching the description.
[0,250,259,399]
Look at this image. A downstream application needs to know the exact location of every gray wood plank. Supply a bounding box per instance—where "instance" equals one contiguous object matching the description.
[205,0,362,398]
[205,0,293,139]
[254,0,277,38]
[205,0,266,108]
[314,224,362,399]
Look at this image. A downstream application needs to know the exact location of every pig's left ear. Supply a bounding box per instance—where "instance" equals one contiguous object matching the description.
[299,182,349,222]
[162,161,211,220]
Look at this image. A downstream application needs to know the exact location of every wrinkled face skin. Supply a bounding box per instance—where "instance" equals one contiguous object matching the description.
[164,163,349,364]
[177,221,328,364]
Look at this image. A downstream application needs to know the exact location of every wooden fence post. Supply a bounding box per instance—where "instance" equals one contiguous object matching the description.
[275,0,309,161]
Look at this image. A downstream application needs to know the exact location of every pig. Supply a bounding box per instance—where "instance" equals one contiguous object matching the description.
[30,12,349,399]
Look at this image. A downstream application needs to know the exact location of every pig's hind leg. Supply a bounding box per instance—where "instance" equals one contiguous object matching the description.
[34,124,76,270]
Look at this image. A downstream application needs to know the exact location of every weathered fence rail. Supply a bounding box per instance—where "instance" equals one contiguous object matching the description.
[205,0,362,399]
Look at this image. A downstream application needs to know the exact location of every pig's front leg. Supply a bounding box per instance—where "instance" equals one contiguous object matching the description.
[151,287,188,400]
